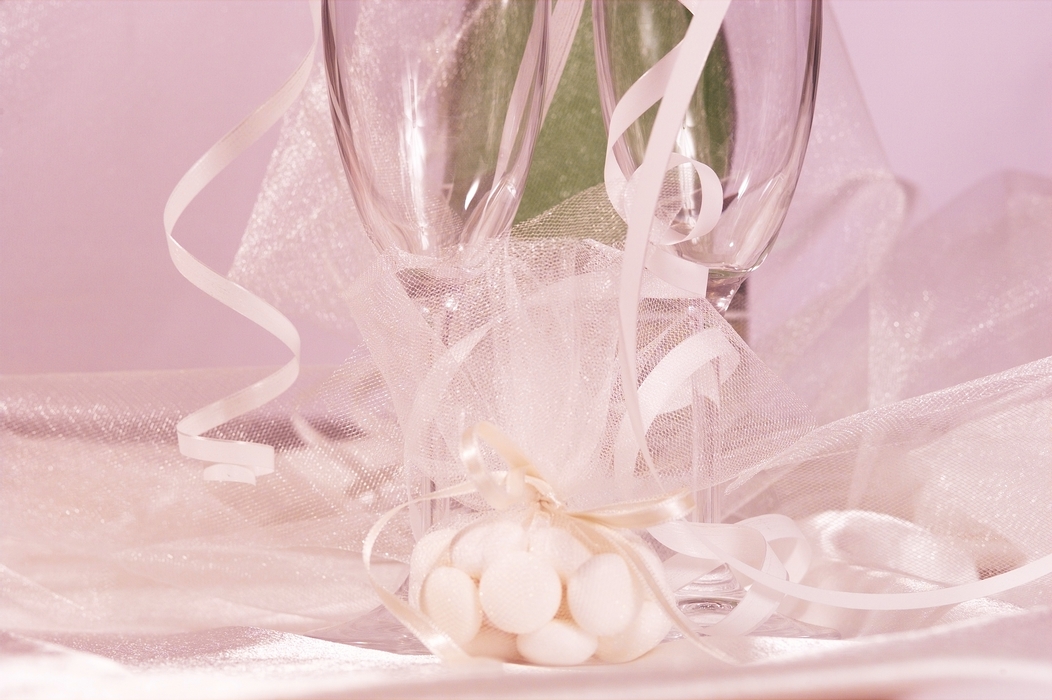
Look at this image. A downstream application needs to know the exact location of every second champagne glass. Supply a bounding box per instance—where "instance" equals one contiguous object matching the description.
[594,0,826,635]
[595,0,821,313]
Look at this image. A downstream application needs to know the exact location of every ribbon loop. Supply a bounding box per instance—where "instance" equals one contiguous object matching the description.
[460,422,535,511]
[649,153,725,246]
[604,0,729,303]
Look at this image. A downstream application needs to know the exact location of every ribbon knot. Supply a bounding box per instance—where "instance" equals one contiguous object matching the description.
[461,421,695,529]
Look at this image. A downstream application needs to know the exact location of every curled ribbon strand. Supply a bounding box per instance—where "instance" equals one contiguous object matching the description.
[613,328,739,494]
[163,1,323,483]
[606,0,731,477]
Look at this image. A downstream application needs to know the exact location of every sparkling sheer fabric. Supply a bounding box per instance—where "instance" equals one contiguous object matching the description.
[2,4,1051,698]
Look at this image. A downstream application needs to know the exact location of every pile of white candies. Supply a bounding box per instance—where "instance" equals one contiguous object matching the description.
[407,515,673,665]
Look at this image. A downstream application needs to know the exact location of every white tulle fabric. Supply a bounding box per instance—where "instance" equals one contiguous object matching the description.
[3,5,1052,699]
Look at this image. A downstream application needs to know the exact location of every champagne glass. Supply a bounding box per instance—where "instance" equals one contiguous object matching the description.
[323,0,549,537]
[324,0,547,261]
[594,0,826,635]
[595,0,820,313]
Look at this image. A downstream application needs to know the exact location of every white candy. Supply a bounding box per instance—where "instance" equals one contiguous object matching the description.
[420,566,482,646]
[527,524,592,580]
[567,553,640,636]
[408,528,457,609]
[517,619,598,666]
[627,536,676,602]
[462,624,521,662]
[478,551,562,634]
[595,599,672,663]
[408,518,674,666]
[451,520,527,578]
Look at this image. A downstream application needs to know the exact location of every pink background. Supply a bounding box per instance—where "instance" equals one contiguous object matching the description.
[2,0,1051,375]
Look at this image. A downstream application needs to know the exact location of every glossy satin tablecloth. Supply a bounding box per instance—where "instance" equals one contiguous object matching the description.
[4,611,1052,699]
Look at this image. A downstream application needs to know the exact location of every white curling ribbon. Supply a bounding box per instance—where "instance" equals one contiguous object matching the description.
[651,519,1052,619]
[362,421,754,666]
[653,516,815,637]
[163,0,323,483]
[609,0,731,474]
[650,154,725,246]
[613,328,738,494]
[603,0,726,293]
[644,245,711,297]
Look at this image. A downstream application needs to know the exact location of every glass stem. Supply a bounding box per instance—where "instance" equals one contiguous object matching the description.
[412,477,449,539]
[407,278,453,540]
[694,275,746,522]
[689,298,719,524]
[693,478,723,524]
[690,371,723,524]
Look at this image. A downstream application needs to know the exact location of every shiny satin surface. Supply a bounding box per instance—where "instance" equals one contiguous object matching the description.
[4,611,1052,698]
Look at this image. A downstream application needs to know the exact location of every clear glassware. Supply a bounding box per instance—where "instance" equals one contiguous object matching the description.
[594,0,822,314]
[594,0,828,637]
[323,0,549,539]
[324,0,548,262]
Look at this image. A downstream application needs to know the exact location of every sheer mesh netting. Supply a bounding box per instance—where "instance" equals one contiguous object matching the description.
[2,13,1051,652]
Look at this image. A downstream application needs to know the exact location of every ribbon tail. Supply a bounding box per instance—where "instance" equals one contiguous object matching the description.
[563,520,739,665]
[361,481,483,664]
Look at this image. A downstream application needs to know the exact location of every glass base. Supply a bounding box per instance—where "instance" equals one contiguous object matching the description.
[670,567,840,640]
[311,605,430,655]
